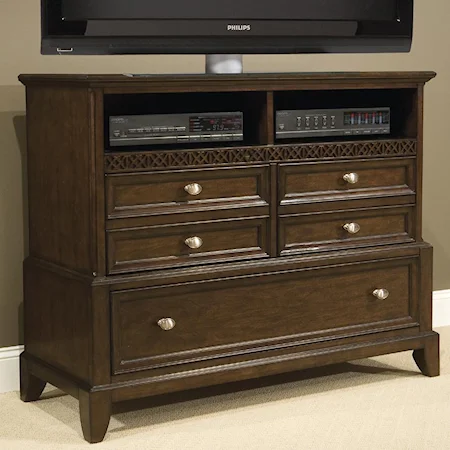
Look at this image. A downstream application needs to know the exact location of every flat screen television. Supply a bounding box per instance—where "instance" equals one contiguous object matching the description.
[42,0,413,56]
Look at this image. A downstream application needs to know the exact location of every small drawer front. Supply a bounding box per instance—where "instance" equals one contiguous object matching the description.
[106,165,270,219]
[279,206,414,255]
[107,217,269,274]
[111,258,416,374]
[279,159,415,211]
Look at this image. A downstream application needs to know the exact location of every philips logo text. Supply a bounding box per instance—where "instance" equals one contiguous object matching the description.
[227,25,251,31]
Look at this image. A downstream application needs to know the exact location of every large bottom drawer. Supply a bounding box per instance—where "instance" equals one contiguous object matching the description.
[111,253,419,375]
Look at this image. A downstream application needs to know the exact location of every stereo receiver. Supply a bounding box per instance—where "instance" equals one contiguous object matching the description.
[276,108,390,140]
[109,112,244,147]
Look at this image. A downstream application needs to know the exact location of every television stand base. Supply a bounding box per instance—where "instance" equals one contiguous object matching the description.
[205,54,243,74]
[122,54,244,77]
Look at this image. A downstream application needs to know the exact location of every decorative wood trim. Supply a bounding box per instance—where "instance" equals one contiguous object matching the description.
[105,139,417,173]
[113,319,418,375]
[108,333,435,402]
[91,88,107,277]
[18,72,437,89]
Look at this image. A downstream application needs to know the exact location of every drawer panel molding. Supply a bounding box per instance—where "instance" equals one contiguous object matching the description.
[279,206,414,255]
[108,217,270,274]
[279,158,415,208]
[106,166,270,219]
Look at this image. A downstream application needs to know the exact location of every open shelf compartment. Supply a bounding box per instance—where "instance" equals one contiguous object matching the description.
[104,91,270,151]
[274,88,418,144]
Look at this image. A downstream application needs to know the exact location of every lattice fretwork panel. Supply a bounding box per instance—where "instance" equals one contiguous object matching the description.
[105,139,417,173]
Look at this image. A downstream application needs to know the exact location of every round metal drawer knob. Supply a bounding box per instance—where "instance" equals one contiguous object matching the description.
[343,222,361,234]
[184,183,203,196]
[185,236,203,249]
[373,289,390,300]
[343,173,359,184]
[157,318,176,331]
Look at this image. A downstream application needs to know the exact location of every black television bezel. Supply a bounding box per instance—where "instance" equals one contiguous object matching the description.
[41,0,413,55]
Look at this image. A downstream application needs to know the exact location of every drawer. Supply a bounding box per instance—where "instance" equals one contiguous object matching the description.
[279,206,414,256]
[107,217,269,274]
[106,165,270,219]
[111,256,418,374]
[279,159,415,213]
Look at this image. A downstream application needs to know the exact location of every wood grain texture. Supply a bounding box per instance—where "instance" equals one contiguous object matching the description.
[107,217,270,274]
[112,323,420,384]
[279,206,415,255]
[89,286,111,386]
[109,333,433,402]
[106,165,270,220]
[413,332,440,377]
[279,158,415,204]
[19,72,437,92]
[105,139,417,173]
[23,353,87,399]
[20,353,46,402]
[91,88,107,277]
[111,256,416,374]
[79,390,111,444]
[18,72,438,443]
[415,86,425,242]
[25,87,96,274]
[24,261,92,382]
[419,245,434,332]
[269,163,278,257]
[266,92,275,145]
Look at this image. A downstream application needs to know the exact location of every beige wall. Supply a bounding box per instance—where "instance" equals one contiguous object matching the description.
[1,1,449,347]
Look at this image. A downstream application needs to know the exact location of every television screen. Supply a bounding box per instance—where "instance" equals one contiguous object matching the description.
[42,0,413,55]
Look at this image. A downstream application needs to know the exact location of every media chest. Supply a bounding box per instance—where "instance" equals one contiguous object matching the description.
[19,72,440,443]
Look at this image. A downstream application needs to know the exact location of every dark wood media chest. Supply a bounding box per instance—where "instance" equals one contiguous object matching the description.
[19,72,440,443]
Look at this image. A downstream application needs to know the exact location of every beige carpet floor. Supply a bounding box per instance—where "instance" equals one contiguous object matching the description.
[1,327,449,450]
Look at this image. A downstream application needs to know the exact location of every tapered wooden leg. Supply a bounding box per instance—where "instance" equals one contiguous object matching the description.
[20,353,46,402]
[413,333,440,377]
[79,390,111,444]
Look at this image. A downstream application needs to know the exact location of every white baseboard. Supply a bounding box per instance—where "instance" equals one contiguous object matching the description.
[433,290,450,328]
[0,345,23,395]
[1,291,449,394]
